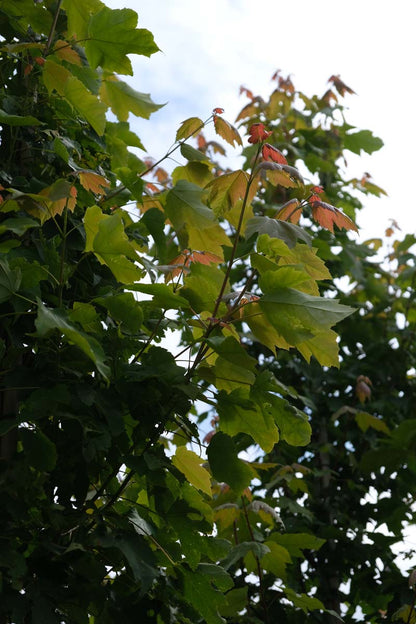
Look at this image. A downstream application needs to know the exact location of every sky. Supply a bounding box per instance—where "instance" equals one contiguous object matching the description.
[106,0,416,241]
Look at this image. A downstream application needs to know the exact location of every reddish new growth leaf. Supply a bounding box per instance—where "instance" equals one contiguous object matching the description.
[240,86,254,100]
[247,123,272,144]
[356,375,372,404]
[213,107,225,114]
[309,196,358,233]
[274,198,302,224]
[197,133,207,150]
[262,143,288,165]
[165,249,223,282]
[311,185,324,194]
[321,89,338,105]
[271,70,295,94]
[328,75,356,96]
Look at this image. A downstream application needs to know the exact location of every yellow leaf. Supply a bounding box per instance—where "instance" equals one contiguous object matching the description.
[172,447,212,497]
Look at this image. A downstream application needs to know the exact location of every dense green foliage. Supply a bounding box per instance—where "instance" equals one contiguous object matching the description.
[1,2,415,623]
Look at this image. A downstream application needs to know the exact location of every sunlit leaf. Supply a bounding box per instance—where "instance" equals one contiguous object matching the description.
[85,7,159,75]
[214,116,242,148]
[78,171,110,194]
[84,205,143,283]
[310,198,358,232]
[165,180,230,258]
[172,447,212,497]
[100,75,164,121]
[176,117,204,141]
[206,170,255,218]
[274,198,302,224]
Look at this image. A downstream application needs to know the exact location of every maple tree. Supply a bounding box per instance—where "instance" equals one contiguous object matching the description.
[0,2,415,624]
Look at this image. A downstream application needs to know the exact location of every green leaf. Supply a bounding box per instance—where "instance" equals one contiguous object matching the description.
[180,143,209,162]
[85,7,159,74]
[0,109,42,126]
[208,336,257,392]
[0,259,21,303]
[270,532,326,557]
[19,428,57,472]
[274,401,311,446]
[206,170,254,218]
[259,277,355,345]
[84,205,144,283]
[218,388,279,452]
[207,432,255,495]
[218,587,248,617]
[222,541,270,571]
[43,60,106,135]
[176,117,204,140]
[165,180,230,258]
[63,0,104,40]
[64,75,107,135]
[35,300,110,379]
[181,261,227,314]
[343,129,384,155]
[172,162,213,188]
[100,76,164,121]
[246,216,311,248]
[181,566,227,624]
[259,541,292,579]
[355,411,390,435]
[284,587,325,614]
[128,283,190,309]
[94,292,143,332]
[172,447,212,497]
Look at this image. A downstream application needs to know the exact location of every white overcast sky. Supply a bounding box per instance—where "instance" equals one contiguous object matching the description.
[106,0,415,240]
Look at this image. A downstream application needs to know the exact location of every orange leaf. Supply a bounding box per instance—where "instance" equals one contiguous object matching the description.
[165,249,222,282]
[328,75,356,96]
[78,171,110,195]
[53,40,82,66]
[274,199,302,224]
[213,107,224,114]
[247,123,272,144]
[214,116,242,148]
[239,86,254,100]
[310,198,358,233]
[262,143,288,165]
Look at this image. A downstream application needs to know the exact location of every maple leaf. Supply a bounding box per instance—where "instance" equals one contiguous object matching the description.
[53,40,82,66]
[247,123,272,144]
[240,86,254,100]
[78,171,110,195]
[328,75,356,96]
[274,199,302,224]
[356,375,372,403]
[310,198,358,233]
[214,116,242,148]
[213,107,224,114]
[165,249,222,282]
[262,143,288,165]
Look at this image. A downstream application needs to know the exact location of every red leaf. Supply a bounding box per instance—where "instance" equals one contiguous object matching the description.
[311,185,324,195]
[213,107,225,114]
[310,198,358,233]
[239,86,254,100]
[328,75,356,96]
[165,249,223,282]
[247,123,272,144]
[262,143,288,165]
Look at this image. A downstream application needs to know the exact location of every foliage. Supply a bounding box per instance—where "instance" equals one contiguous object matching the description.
[0,2,415,624]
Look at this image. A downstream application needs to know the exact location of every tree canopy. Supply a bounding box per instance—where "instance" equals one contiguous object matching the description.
[1,2,416,623]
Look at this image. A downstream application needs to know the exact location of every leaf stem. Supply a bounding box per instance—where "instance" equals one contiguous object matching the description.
[45,0,63,54]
